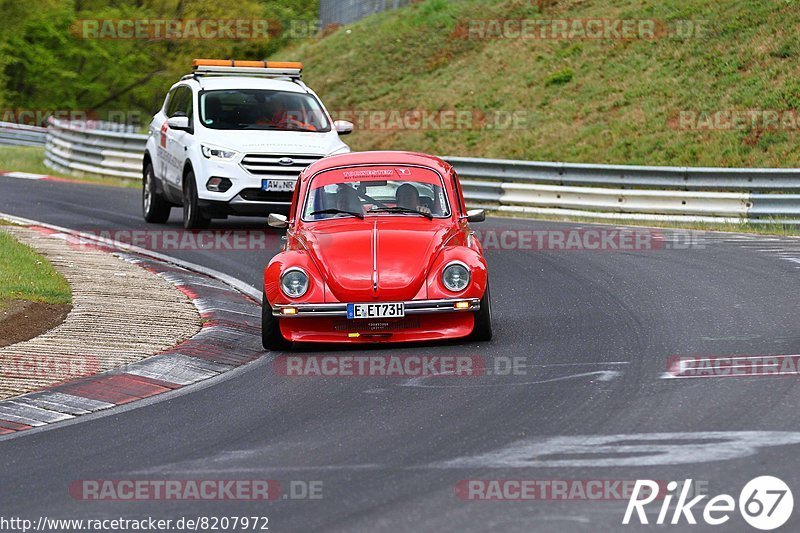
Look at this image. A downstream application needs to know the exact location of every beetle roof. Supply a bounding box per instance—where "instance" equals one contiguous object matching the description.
[300,151,453,183]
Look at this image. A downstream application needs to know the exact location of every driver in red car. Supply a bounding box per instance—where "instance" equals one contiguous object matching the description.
[396,183,432,214]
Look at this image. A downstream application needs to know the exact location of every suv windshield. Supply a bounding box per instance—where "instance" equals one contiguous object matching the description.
[199,89,331,132]
[302,166,451,221]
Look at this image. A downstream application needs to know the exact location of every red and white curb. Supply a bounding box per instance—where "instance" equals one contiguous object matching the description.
[0,222,263,437]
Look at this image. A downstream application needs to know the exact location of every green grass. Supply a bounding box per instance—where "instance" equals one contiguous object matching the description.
[0,146,137,188]
[278,0,800,167]
[0,231,72,306]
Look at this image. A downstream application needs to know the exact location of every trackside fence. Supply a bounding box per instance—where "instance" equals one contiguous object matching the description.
[2,119,796,223]
[445,156,800,224]
[0,121,47,147]
[44,117,146,180]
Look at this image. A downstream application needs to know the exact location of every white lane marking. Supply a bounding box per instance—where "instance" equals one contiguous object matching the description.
[537,516,592,524]
[531,361,629,367]
[1,171,49,180]
[675,354,798,363]
[431,431,800,468]
[399,370,621,389]
[662,353,800,379]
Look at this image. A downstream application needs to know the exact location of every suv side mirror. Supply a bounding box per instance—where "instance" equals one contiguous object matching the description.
[466,209,486,223]
[167,116,191,132]
[334,120,353,135]
[268,213,289,228]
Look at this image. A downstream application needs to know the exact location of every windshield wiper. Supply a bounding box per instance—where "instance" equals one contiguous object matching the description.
[310,208,364,219]
[368,206,433,219]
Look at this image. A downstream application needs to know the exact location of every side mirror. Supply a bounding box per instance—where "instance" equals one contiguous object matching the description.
[334,120,354,135]
[268,213,289,229]
[167,116,191,131]
[466,209,486,223]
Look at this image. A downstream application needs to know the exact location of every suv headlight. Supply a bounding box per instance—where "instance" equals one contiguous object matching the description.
[201,144,238,161]
[442,261,470,292]
[281,268,309,298]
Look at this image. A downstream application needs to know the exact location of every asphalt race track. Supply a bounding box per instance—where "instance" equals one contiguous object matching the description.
[3,176,800,532]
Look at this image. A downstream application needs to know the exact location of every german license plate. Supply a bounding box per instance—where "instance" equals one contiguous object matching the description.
[347,302,404,319]
[262,179,296,192]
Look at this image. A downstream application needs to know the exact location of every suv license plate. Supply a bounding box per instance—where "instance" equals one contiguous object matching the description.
[347,303,405,319]
[262,179,296,192]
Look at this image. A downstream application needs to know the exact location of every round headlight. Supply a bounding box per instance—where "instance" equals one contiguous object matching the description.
[280,268,309,298]
[442,262,470,292]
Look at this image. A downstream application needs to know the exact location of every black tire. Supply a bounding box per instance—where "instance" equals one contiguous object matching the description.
[470,282,493,341]
[182,170,211,230]
[262,291,291,350]
[142,162,171,223]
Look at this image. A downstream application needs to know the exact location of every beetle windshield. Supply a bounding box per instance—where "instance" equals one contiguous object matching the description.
[302,166,451,221]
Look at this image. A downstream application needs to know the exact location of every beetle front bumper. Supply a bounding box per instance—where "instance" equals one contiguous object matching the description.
[272,298,481,317]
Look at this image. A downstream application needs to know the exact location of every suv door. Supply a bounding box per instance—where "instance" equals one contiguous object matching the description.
[164,85,193,189]
[151,89,174,184]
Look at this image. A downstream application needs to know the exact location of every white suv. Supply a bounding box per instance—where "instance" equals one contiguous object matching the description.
[142,59,352,229]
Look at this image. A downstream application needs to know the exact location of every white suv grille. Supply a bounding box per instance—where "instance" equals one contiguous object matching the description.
[240,154,324,177]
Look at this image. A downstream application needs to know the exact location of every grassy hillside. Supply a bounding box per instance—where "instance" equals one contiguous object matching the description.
[278,0,800,167]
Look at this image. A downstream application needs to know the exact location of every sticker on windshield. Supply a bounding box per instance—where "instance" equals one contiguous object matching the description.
[341,169,394,180]
[395,167,412,177]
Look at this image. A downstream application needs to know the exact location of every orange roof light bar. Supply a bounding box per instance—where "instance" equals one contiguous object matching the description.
[266,61,303,70]
[192,59,303,70]
[233,60,266,68]
[192,59,233,67]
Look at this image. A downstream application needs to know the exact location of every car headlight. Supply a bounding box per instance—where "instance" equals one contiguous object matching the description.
[281,268,309,298]
[201,144,238,161]
[442,261,470,292]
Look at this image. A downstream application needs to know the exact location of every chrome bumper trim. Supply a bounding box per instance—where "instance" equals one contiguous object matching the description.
[272,298,480,317]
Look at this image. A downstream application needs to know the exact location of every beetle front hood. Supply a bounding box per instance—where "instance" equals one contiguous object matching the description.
[301,218,454,301]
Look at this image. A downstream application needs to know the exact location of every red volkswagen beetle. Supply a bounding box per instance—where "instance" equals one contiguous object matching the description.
[262,151,492,349]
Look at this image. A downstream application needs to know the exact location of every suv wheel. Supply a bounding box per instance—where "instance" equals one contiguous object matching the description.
[182,170,211,230]
[142,162,171,223]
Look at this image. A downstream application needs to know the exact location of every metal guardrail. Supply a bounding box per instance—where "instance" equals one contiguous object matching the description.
[0,121,47,147]
[44,118,146,180]
[319,0,411,27]
[446,156,800,223]
[17,119,800,223]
